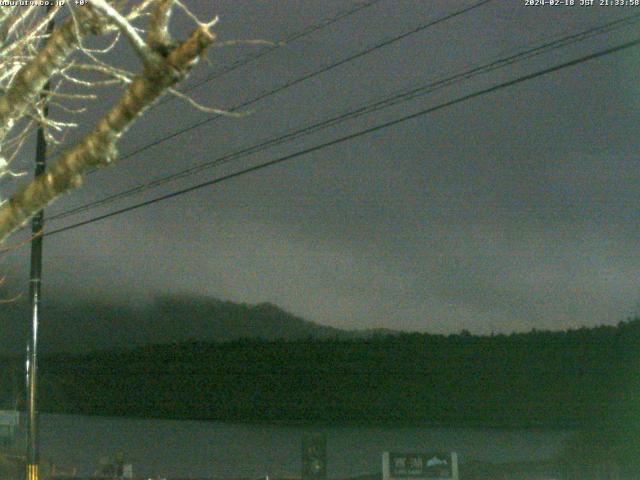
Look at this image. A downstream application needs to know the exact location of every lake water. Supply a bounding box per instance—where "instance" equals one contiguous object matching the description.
[30,413,572,478]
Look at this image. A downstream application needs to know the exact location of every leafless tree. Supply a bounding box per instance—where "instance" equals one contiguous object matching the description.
[0,0,218,243]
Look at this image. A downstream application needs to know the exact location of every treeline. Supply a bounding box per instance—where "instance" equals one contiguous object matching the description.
[3,319,640,428]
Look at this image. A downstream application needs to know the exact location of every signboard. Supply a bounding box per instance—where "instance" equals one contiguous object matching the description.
[302,434,327,480]
[383,452,458,480]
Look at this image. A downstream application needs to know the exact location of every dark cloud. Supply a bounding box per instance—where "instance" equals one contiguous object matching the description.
[1,1,638,342]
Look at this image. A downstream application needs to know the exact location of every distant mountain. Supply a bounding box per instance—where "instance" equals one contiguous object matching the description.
[0,295,400,355]
[152,295,346,343]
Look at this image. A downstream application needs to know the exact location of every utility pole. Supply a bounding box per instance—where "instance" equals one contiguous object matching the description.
[26,6,54,480]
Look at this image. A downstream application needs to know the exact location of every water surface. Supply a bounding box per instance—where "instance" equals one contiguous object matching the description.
[34,414,572,478]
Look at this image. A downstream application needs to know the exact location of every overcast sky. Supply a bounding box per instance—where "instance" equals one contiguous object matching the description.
[1,0,639,335]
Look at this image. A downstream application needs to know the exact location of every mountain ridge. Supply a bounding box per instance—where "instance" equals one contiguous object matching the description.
[0,294,400,355]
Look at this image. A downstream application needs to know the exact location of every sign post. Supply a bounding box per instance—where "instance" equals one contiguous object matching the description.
[302,434,327,480]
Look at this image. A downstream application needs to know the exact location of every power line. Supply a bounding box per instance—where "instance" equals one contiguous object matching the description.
[47,11,640,223]
[43,37,640,238]
[49,0,384,149]
[71,0,492,174]
[154,0,386,106]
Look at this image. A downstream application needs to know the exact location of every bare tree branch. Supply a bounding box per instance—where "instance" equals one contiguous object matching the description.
[0,2,230,245]
[89,0,158,65]
[148,0,174,51]
[0,6,106,145]
[0,24,215,242]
